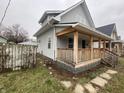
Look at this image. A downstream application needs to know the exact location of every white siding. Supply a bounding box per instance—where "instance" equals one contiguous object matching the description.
[57,37,91,48]
[37,28,55,59]
[57,38,67,48]
[55,27,66,33]
[60,5,94,28]
[111,31,117,40]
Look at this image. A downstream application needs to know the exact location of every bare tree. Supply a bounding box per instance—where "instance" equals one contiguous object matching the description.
[2,24,29,43]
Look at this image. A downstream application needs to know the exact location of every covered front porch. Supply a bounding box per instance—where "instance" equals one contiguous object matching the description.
[56,24,112,71]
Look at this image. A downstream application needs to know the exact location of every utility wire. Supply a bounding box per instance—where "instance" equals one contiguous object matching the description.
[0,0,12,26]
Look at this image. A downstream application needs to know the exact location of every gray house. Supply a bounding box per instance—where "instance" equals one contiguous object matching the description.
[0,36,7,43]
[34,0,119,73]
[96,24,124,56]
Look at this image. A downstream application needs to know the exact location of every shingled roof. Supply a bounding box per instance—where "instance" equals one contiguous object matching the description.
[39,10,64,23]
[96,23,115,36]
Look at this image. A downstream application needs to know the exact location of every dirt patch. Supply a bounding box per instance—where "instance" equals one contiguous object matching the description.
[38,57,107,81]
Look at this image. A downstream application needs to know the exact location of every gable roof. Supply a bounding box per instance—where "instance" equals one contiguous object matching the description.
[39,1,86,24]
[53,0,95,27]
[34,0,96,37]
[54,0,84,21]
[39,10,64,23]
[96,23,116,36]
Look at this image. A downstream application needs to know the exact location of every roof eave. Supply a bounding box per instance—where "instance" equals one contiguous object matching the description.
[53,0,85,22]
[34,23,52,37]
[72,23,112,40]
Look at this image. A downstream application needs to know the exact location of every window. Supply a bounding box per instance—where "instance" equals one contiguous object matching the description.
[68,38,73,48]
[106,43,109,48]
[48,38,51,49]
[82,40,86,48]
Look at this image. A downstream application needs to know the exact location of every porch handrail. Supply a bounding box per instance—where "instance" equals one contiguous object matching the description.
[105,49,119,56]
[102,49,118,67]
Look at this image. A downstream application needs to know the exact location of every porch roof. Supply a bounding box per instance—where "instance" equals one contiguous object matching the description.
[55,23,112,40]
[112,40,124,44]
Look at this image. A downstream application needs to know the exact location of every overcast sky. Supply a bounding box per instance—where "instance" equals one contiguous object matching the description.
[0,0,124,39]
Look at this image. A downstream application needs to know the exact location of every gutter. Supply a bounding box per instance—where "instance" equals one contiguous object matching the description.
[34,17,59,37]
[34,23,53,37]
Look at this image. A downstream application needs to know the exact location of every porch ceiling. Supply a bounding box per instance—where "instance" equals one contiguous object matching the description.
[73,23,112,40]
[56,23,112,40]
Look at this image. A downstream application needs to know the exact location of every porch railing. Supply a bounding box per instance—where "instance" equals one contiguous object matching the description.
[57,48,74,65]
[78,48,91,62]
[102,49,118,67]
[57,48,103,65]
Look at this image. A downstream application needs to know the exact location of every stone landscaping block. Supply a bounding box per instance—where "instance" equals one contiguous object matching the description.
[60,81,72,89]
[43,64,46,67]
[49,72,53,75]
[74,84,85,93]
[100,73,112,80]
[106,70,118,75]
[1,89,6,93]
[90,77,108,88]
[84,83,97,93]
[48,67,52,70]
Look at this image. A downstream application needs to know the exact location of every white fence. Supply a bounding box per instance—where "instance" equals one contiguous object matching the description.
[0,43,37,72]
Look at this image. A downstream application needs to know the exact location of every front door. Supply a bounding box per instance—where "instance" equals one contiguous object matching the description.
[82,40,86,48]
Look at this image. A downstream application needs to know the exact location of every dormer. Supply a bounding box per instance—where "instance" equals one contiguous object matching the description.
[39,10,63,26]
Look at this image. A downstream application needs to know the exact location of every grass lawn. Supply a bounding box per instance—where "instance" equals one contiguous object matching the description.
[0,56,123,93]
[99,57,124,93]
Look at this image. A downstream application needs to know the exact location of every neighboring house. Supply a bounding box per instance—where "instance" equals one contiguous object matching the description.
[19,40,38,46]
[34,0,119,73]
[0,36,7,43]
[96,24,124,56]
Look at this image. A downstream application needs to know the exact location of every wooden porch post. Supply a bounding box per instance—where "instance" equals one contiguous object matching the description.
[90,36,93,60]
[66,36,69,48]
[99,39,101,48]
[74,31,78,64]
[99,39,101,58]
[103,40,106,49]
